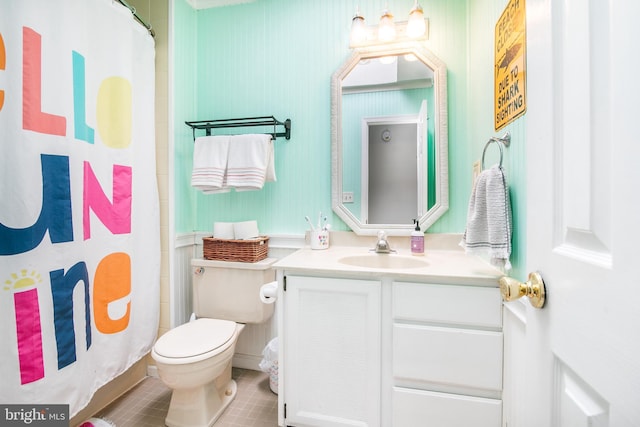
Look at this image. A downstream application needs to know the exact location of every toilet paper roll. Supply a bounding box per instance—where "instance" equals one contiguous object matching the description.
[260,281,278,304]
[234,220,260,240]
[213,222,235,239]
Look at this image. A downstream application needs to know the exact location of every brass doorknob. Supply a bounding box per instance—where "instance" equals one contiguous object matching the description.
[499,272,546,308]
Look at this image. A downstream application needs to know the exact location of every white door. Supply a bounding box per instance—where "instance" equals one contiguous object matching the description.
[503,1,640,426]
[361,100,426,225]
[367,121,418,224]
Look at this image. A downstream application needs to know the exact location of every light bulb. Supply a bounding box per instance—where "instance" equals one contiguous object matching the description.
[407,2,426,38]
[350,9,366,45]
[378,9,396,42]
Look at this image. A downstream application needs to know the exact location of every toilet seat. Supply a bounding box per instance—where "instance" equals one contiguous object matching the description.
[153,318,237,360]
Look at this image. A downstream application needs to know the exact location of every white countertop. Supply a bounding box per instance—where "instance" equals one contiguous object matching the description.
[273,242,504,287]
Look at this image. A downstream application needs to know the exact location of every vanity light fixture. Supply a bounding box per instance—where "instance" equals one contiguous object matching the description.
[349,2,429,48]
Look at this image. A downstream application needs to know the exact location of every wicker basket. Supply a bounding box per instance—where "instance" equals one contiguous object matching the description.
[202,236,269,263]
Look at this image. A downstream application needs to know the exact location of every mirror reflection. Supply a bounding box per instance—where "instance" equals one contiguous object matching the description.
[342,55,433,225]
[331,45,448,236]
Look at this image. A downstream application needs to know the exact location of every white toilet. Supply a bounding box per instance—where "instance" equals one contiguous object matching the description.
[152,258,276,427]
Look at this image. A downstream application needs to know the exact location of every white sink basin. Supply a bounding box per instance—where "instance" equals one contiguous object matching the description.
[338,254,428,269]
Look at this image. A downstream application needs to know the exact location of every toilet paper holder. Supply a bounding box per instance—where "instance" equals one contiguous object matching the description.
[260,281,278,304]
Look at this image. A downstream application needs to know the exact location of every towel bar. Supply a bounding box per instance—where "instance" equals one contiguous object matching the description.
[481,132,511,169]
[185,116,292,141]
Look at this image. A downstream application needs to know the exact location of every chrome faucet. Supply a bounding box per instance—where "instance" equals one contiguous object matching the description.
[372,230,395,254]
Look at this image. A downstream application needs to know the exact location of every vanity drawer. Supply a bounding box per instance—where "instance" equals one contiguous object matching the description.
[392,387,502,427]
[393,324,503,392]
[393,282,502,328]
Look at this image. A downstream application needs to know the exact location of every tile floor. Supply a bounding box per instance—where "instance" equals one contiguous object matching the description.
[93,368,278,427]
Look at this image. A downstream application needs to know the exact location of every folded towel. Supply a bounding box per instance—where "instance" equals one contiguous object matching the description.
[460,165,512,270]
[226,134,276,190]
[191,135,231,192]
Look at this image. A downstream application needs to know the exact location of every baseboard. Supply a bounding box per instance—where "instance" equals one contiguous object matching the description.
[233,353,263,371]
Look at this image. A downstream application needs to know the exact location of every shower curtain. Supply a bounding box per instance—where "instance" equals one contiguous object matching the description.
[0,0,159,416]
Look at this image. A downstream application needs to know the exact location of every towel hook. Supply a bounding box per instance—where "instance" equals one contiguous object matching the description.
[481,132,511,169]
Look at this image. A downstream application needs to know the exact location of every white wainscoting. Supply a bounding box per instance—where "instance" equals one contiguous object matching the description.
[172,233,303,370]
[173,234,199,327]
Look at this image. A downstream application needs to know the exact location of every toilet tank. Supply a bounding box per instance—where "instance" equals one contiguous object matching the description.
[190,258,276,324]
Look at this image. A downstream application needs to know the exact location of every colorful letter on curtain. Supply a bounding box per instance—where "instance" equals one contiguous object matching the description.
[0,0,159,416]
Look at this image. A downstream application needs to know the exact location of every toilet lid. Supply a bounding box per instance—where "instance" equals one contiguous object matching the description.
[153,318,237,359]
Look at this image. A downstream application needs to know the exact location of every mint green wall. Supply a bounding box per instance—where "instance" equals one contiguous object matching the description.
[466,0,526,278]
[173,0,526,275]
[173,0,198,230]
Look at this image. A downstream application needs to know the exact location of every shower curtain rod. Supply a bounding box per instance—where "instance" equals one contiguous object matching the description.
[117,0,155,37]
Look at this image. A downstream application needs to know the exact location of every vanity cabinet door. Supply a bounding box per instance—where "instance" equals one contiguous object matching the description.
[282,275,381,427]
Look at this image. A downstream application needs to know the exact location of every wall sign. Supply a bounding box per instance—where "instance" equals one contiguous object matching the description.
[495,0,527,130]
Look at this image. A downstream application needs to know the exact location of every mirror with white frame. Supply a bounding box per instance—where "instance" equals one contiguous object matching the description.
[331,43,448,236]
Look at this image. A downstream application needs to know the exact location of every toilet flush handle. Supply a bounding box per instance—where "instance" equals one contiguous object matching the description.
[194,267,204,276]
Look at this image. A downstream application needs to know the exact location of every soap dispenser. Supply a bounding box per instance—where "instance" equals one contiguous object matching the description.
[411,219,424,256]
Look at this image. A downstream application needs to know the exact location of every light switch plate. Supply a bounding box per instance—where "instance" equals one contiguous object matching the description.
[342,192,354,203]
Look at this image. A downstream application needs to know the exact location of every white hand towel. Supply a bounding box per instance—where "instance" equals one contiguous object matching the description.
[460,165,512,269]
[191,135,231,192]
[226,134,276,190]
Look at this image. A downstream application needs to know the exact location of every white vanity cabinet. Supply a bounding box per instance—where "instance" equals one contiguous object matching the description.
[391,281,503,427]
[282,275,382,427]
[275,245,504,427]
